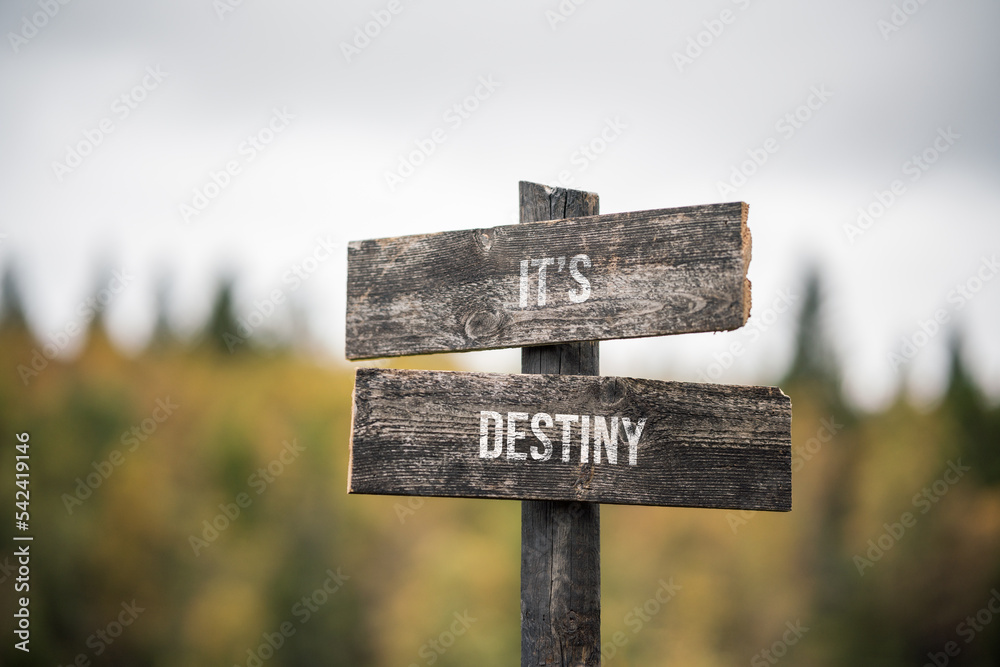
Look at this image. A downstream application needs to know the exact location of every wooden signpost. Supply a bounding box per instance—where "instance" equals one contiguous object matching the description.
[345,181,792,666]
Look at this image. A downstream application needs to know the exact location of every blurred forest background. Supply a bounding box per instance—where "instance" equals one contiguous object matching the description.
[1,265,999,667]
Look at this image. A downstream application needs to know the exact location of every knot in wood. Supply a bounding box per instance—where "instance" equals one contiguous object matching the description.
[474,227,495,252]
[462,304,508,341]
[599,376,628,407]
[562,610,580,634]
[676,291,708,315]
[573,466,595,491]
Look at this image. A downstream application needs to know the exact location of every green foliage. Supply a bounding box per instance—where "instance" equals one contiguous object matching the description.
[945,337,1000,486]
[0,267,997,666]
[204,277,245,355]
[0,263,29,332]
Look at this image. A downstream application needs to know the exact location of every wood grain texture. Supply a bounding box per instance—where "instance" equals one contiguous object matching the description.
[521,500,600,667]
[519,181,601,667]
[348,368,792,511]
[345,197,751,359]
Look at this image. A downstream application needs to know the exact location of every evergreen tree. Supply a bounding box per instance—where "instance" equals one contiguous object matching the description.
[0,262,29,332]
[780,267,864,664]
[204,276,248,355]
[83,267,112,344]
[943,335,1000,485]
[782,267,847,416]
[149,272,176,350]
[784,269,836,385]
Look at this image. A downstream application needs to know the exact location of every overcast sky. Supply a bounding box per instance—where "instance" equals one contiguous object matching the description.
[2,0,998,410]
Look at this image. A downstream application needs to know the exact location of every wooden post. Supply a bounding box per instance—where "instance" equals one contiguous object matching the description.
[520,181,601,667]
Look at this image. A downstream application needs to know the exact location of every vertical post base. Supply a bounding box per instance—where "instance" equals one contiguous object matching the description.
[521,499,601,666]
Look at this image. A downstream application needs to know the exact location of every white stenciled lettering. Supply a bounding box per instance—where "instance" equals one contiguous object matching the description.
[622,417,646,466]
[519,260,531,308]
[506,412,529,461]
[593,416,618,464]
[554,414,579,462]
[530,258,556,306]
[530,413,553,461]
[518,254,592,307]
[480,410,646,465]
[479,411,503,459]
[568,254,591,303]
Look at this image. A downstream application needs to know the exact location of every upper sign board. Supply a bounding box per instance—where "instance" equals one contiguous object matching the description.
[346,202,751,359]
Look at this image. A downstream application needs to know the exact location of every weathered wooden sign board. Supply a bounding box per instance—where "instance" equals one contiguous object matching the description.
[343,180,791,667]
[349,368,791,510]
[345,201,750,359]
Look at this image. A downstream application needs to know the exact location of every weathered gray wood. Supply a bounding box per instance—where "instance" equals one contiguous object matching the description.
[520,181,601,667]
[345,198,751,359]
[347,368,793,511]
[522,500,600,667]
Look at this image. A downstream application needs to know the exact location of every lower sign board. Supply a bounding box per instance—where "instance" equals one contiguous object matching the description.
[349,368,791,511]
